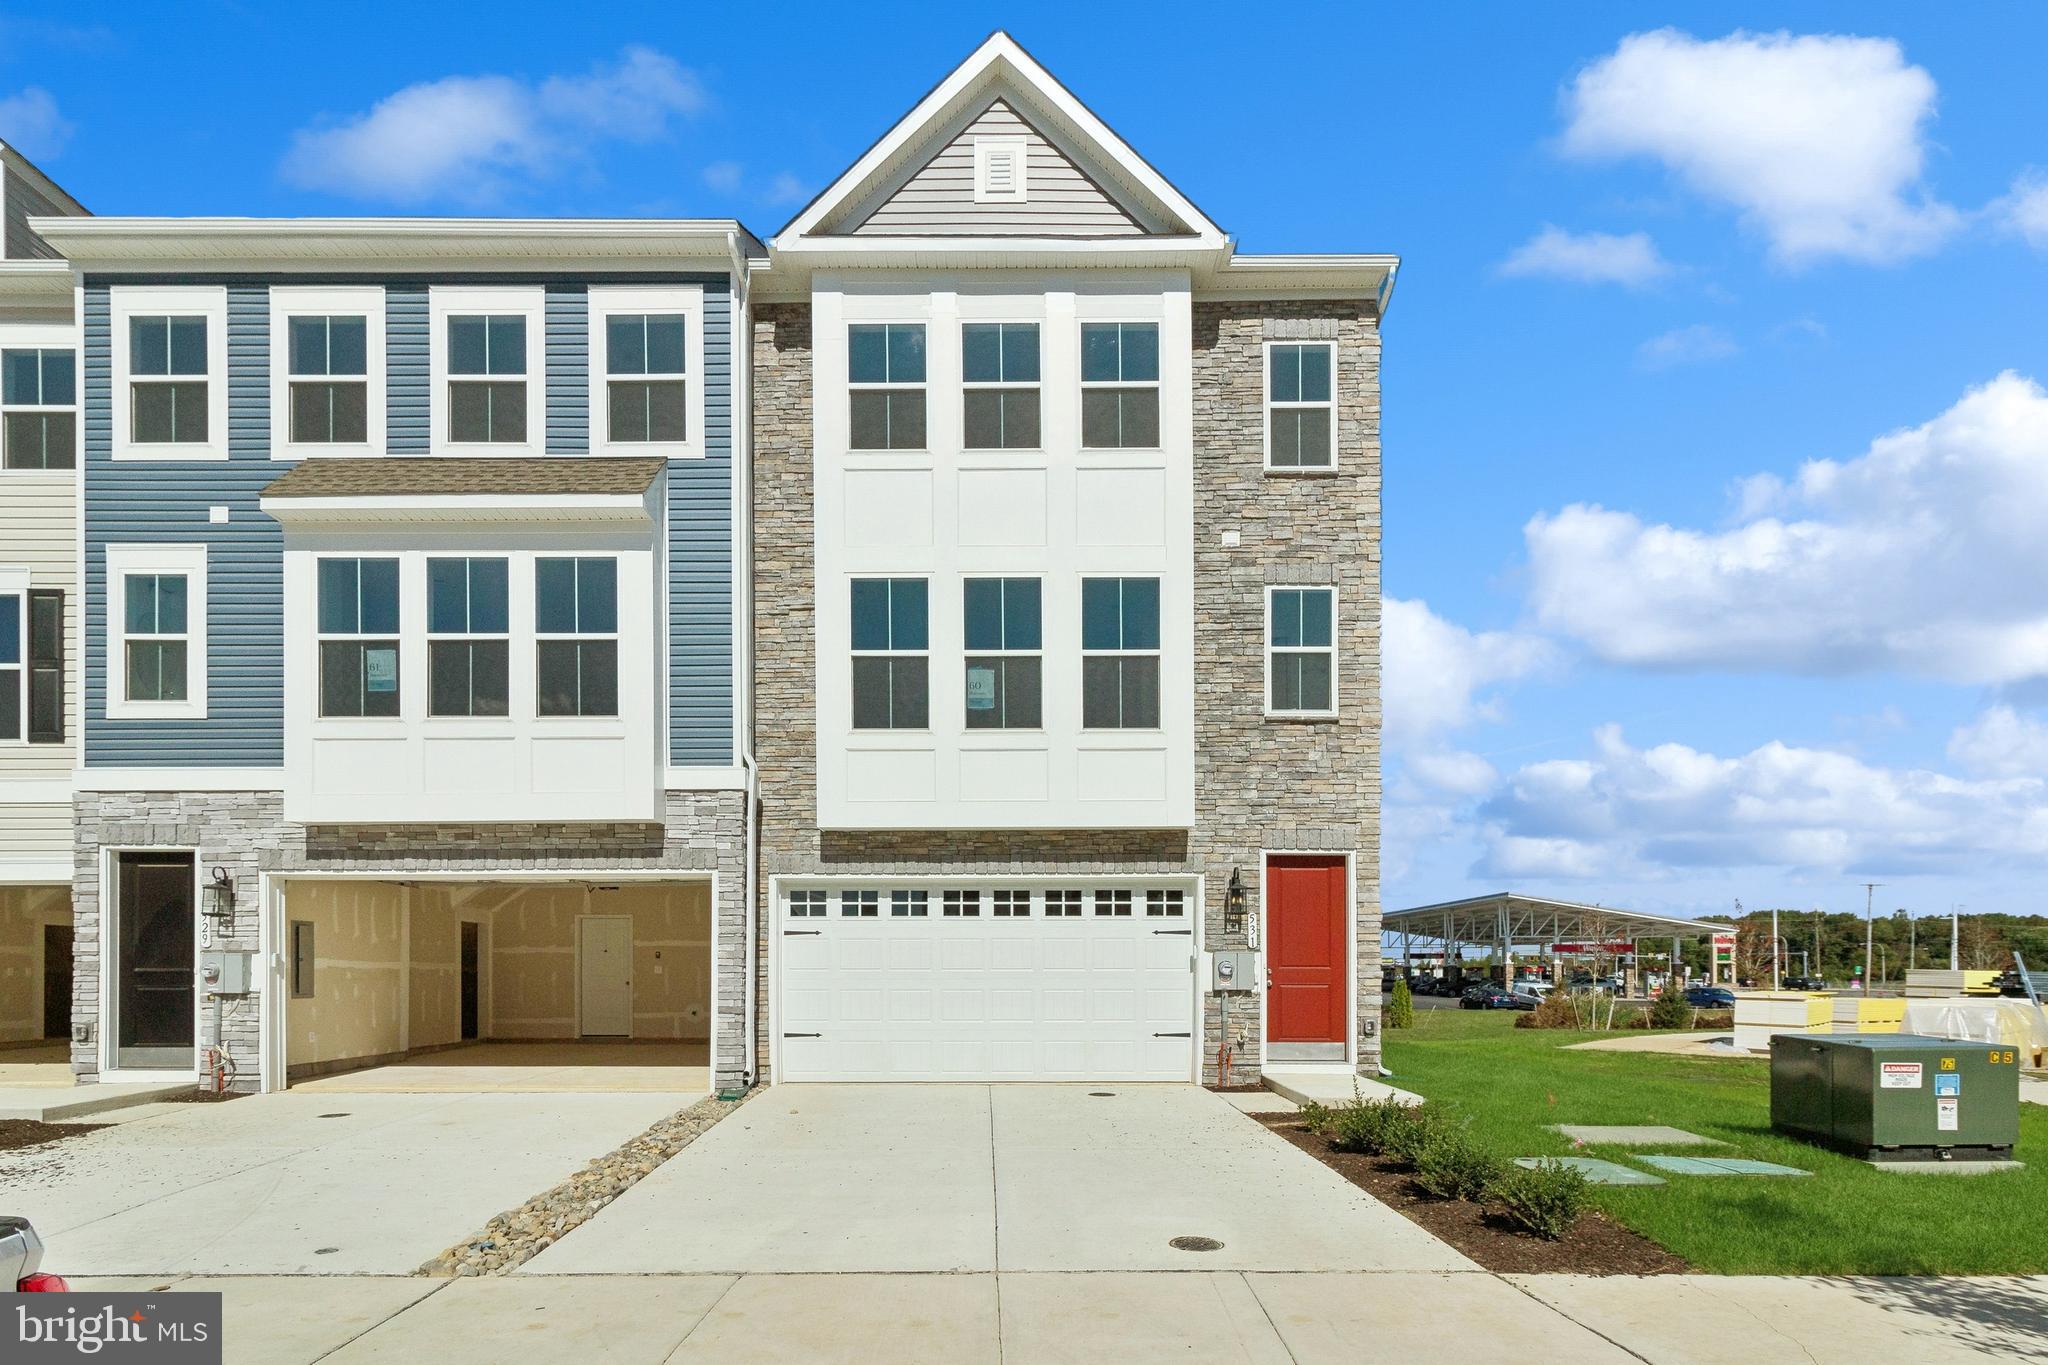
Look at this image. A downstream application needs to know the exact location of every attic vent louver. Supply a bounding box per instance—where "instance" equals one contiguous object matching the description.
[973,136,1028,204]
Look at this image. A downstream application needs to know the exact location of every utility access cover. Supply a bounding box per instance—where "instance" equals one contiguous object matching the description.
[1552,1124,1721,1146]
[1635,1155,1812,1177]
[1514,1156,1664,1186]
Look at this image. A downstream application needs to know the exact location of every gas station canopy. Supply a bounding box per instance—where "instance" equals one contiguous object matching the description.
[1383,893,1736,956]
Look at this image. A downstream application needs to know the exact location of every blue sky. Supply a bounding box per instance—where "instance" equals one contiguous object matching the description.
[7,4,2048,921]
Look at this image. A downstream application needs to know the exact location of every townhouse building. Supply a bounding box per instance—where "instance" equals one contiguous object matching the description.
[16,32,1389,1095]
[0,143,86,1056]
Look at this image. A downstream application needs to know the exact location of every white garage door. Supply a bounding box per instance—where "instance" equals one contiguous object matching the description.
[777,883,1198,1082]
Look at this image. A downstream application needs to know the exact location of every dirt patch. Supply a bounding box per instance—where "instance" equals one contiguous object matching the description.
[160,1088,245,1103]
[1256,1115,1688,1275]
[0,1119,108,1154]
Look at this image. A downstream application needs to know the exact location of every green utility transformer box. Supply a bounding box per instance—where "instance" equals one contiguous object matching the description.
[1770,1034,2020,1162]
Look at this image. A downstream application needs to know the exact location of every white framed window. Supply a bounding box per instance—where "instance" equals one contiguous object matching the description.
[1145,889,1185,918]
[590,285,703,457]
[1265,341,1335,470]
[1080,576,1161,730]
[1093,888,1134,917]
[1,334,76,471]
[0,573,21,743]
[963,577,1041,730]
[788,890,828,918]
[317,557,402,719]
[991,889,1032,918]
[1079,322,1160,449]
[1267,586,1337,717]
[850,577,929,730]
[106,543,207,720]
[270,286,385,459]
[961,321,1040,450]
[111,287,228,460]
[1045,889,1083,919]
[535,557,619,718]
[840,889,879,918]
[848,323,926,451]
[973,135,1028,203]
[0,577,63,745]
[890,889,929,918]
[942,889,981,917]
[429,286,544,455]
[427,557,509,718]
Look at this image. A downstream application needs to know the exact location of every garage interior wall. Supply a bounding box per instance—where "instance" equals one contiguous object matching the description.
[488,883,711,1040]
[286,881,407,1068]
[0,886,70,1044]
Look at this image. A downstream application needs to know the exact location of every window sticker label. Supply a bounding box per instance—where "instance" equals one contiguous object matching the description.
[365,647,398,693]
[1934,1072,1961,1098]
[1880,1062,1923,1089]
[1937,1096,1960,1132]
[965,666,996,710]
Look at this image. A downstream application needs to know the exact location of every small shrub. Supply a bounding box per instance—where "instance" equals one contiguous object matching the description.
[1387,979,1415,1030]
[1517,990,1582,1030]
[1411,1126,1505,1200]
[1648,986,1694,1030]
[1327,1095,1410,1155]
[1299,1100,1334,1136]
[1488,1159,1592,1241]
[1380,1103,1455,1168]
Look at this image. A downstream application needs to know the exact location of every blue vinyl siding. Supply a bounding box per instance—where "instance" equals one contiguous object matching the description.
[545,285,588,454]
[83,272,737,773]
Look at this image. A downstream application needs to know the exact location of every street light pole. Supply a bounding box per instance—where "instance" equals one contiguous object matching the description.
[1771,903,1781,989]
[1906,910,1915,974]
[1862,883,1881,995]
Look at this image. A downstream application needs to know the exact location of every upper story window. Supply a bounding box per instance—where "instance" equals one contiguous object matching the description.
[962,323,1040,450]
[591,285,702,456]
[1268,587,1336,716]
[0,589,20,741]
[430,287,543,455]
[1,348,75,470]
[1267,342,1334,469]
[850,577,928,730]
[1080,323,1159,449]
[107,544,208,720]
[964,576,1041,730]
[113,287,227,460]
[428,557,510,718]
[317,557,401,719]
[848,323,926,450]
[273,287,385,457]
[1081,576,1160,730]
[535,557,618,718]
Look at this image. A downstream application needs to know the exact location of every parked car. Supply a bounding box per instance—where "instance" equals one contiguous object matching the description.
[1514,979,1553,998]
[1569,974,1621,994]
[1,1217,65,1292]
[1782,976,1827,991]
[1461,987,1536,1011]
[1684,986,1737,1008]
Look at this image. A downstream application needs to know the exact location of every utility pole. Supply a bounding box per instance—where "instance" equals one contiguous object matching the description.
[1770,901,1781,989]
[1862,883,1881,995]
[1952,904,1962,970]
[1814,909,1823,983]
[1906,909,1915,974]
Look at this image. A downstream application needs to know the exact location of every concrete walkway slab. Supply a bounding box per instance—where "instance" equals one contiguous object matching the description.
[293,1040,710,1094]
[182,1276,446,1365]
[0,1080,191,1120]
[670,1273,999,1364]
[990,1085,1470,1271]
[1249,1272,1638,1363]
[1002,1272,1290,1365]
[330,1275,731,1364]
[1261,1069,1421,1107]
[1511,1273,2048,1365]
[7,1090,696,1274]
[523,1085,998,1274]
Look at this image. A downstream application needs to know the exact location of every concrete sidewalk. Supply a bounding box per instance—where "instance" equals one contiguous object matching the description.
[66,1271,2048,1364]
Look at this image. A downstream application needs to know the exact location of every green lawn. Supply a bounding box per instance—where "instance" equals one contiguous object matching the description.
[1381,1008,2048,1274]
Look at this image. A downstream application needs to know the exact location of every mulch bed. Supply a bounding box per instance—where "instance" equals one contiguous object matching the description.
[161,1088,244,1103]
[0,1119,108,1154]
[1256,1115,1689,1275]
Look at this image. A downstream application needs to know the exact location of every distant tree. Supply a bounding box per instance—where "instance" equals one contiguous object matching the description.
[1387,978,1414,1030]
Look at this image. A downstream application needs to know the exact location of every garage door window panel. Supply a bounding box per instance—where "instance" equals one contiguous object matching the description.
[1046,889,1083,919]
[841,890,879,918]
[789,890,828,918]
[891,890,929,918]
[992,890,1033,917]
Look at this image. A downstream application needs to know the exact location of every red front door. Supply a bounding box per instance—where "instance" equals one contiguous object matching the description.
[1266,856,1348,1051]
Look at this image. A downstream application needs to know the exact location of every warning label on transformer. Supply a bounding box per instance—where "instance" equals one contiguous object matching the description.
[1880,1062,1924,1089]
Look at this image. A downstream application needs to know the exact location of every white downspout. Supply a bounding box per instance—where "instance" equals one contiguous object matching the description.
[727,229,761,1090]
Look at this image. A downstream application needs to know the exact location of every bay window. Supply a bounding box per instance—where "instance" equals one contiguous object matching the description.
[535,557,619,718]
[428,557,510,717]
[317,558,401,719]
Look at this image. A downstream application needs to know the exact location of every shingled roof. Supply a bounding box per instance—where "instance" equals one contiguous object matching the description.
[262,457,668,500]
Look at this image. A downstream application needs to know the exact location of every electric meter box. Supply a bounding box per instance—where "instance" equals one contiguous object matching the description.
[200,949,254,996]
[1210,951,1257,993]
[1770,1033,2019,1162]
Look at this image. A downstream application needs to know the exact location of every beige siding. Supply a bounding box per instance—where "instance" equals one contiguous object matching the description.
[0,310,78,784]
[845,100,1145,237]
[0,801,68,865]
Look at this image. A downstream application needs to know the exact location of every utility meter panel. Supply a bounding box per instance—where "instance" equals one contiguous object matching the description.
[200,950,255,996]
[1211,951,1258,993]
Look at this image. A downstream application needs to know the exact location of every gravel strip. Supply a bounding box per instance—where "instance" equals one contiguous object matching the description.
[418,1092,747,1276]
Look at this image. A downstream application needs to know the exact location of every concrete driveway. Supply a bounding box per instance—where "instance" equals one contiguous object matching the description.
[6,1088,695,1275]
[523,1083,1471,1274]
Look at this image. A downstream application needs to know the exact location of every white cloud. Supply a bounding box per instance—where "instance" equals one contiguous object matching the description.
[282,47,705,205]
[1497,226,1671,286]
[1637,323,1738,370]
[1525,372,2048,685]
[1947,706,2048,779]
[1561,29,1961,265]
[1383,598,1557,755]
[700,160,744,194]
[1477,724,2048,880]
[765,172,807,206]
[0,87,73,160]
[1993,170,2048,250]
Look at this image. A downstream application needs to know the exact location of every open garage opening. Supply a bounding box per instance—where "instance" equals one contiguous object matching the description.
[0,885,73,1085]
[279,877,713,1093]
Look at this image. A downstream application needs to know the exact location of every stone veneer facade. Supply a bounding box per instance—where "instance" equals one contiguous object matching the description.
[71,791,749,1091]
[749,297,1382,1083]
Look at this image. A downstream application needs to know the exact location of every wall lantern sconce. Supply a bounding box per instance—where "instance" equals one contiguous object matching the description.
[1225,867,1246,936]
[202,865,236,927]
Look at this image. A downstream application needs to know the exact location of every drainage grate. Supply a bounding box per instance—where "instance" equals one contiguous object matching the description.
[317,1113,350,1119]
[1088,1091,1116,1098]
[313,1247,338,1255]
[1169,1235,1224,1252]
